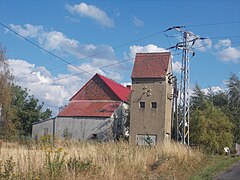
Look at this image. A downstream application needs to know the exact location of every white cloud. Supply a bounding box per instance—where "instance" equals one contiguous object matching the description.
[7,59,83,116]
[217,47,240,63]
[67,63,105,75]
[201,86,224,95]
[132,16,144,27]
[65,2,114,28]
[8,24,43,38]
[192,38,212,52]
[121,82,131,87]
[7,58,126,116]
[172,61,182,74]
[39,31,78,51]
[128,44,168,58]
[214,39,240,63]
[105,70,123,82]
[8,24,115,61]
[214,39,231,49]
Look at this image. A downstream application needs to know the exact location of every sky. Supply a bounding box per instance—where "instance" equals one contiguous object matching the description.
[0,0,240,116]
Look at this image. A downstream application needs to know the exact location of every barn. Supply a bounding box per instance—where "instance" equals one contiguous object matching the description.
[32,73,131,141]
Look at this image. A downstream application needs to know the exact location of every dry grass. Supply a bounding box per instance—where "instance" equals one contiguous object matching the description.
[0,140,206,180]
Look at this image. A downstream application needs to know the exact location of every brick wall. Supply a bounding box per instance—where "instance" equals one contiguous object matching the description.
[71,75,119,101]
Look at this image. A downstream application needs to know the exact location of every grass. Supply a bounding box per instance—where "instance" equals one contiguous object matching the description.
[190,155,240,180]
[0,139,238,180]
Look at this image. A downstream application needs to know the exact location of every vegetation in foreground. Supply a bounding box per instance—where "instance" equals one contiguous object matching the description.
[1,140,239,180]
[190,155,240,180]
[0,140,202,180]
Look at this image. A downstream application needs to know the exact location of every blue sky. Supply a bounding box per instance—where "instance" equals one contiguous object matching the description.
[0,0,240,115]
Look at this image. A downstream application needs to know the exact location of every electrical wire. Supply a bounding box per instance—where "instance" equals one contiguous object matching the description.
[23,51,183,88]
[1,20,240,84]
[186,20,240,27]
[23,57,135,88]
[0,21,166,80]
[0,22,94,76]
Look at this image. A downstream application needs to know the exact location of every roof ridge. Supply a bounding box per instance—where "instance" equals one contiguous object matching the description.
[136,52,170,55]
[96,73,130,102]
[71,100,121,102]
[97,73,128,88]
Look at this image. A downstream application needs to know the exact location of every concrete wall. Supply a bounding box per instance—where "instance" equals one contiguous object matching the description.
[129,78,172,145]
[32,102,129,141]
[55,116,111,140]
[32,119,54,139]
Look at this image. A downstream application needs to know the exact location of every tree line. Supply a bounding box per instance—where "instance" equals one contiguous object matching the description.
[190,74,240,154]
[0,46,51,140]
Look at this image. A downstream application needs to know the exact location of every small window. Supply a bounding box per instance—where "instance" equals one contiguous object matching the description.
[151,102,157,108]
[139,102,145,108]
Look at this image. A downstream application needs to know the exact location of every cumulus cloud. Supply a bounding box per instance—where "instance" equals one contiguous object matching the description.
[7,59,83,116]
[8,24,42,38]
[172,61,182,74]
[201,86,224,95]
[65,2,114,28]
[192,38,212,52]
[127,44,182,74]
[39,31,78,51]
[8,24,115,61]
[214,39,240,63]
[7,58,125,115]
[128,44,168,58]
[214,39,231,49]
[132,16,144,27]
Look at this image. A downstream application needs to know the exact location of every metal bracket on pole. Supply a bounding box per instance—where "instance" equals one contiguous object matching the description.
[165,26,206,145]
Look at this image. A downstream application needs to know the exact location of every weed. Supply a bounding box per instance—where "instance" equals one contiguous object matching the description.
[67,155,100,176]
[45,148,65,180]
[40,135,54,148]
[0,157,16,179]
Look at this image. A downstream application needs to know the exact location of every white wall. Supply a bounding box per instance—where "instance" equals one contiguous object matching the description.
[32,102,129,141]
[32,119,54,139]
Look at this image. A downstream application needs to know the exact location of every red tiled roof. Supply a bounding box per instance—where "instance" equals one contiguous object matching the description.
[58,101,121,117]
[97,74,131,102]
[71,73,131,102]
[131,52,171,78]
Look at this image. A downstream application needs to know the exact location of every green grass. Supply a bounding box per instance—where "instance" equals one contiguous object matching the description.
[190,155,240,180]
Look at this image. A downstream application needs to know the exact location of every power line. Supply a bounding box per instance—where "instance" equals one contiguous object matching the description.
[2,20,240,83]
[187,20,240,27]
[20,51,183,88]
[210,35,240,39]
[0,22,93,76]
[22,57,135,88]
[0,21,166,80]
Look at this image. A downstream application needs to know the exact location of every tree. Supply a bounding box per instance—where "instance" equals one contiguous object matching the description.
[190,85,234,154]
[11,84,52,136]
[226,73,240,143]
[190,100,233,154]
[227,73,240,108]
[0,45,16,139]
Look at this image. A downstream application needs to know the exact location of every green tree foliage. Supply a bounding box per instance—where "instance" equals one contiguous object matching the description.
[11,84,52,136]
[0,46,16,139]
[226,74,240,143]
[0,45,52,139]
[190,85,234,154]
[190,100,233,154]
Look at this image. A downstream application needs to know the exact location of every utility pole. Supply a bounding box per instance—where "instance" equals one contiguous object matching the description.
[165,26,206,145]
